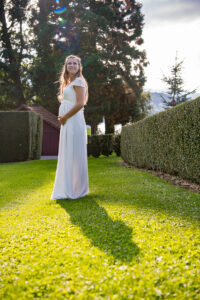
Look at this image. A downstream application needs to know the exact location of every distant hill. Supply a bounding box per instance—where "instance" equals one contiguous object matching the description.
[97,92,200,133]
[149,91,200,115]
[149,92,167,115]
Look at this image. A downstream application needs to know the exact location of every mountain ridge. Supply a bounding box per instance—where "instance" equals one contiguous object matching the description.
[149,91,200,115]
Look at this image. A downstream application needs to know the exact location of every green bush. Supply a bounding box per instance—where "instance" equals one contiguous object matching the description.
[121,97,200,183]
[88,135,101,158]
[0,111,43,163]
[87,134,114,158]
[113,133,121,156]
[101,134,113,156]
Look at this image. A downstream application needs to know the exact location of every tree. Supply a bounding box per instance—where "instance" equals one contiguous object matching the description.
[161,54,196,108]
[44,0,148,133]
[0,0,148,128]
[28,0,61,113]
[0,0,31,109]
[81,0,148,133]
[137,91,152,119]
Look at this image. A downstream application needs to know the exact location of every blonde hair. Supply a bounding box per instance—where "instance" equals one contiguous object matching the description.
[58,55,88,105]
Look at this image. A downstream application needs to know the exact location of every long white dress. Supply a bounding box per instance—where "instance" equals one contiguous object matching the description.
[50,77,89,200]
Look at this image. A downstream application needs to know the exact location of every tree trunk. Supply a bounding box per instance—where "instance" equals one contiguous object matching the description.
[0,2,26,107]
[13,75,26,106]
[91,121,97,135]
[105,117,115,134]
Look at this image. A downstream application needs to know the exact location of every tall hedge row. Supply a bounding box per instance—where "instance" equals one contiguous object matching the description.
[87,134,114,157]
[121,98,200,183]
[86,134,121,157]
[0,111,43,163]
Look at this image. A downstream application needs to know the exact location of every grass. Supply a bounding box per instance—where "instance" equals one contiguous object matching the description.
[87,128,91,135]
[0,154,200,299]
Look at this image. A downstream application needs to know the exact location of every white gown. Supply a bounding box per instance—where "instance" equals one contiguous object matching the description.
[50,77,89,200]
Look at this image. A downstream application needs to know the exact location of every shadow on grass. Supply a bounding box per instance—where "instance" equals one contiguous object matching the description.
[56,194,139,263]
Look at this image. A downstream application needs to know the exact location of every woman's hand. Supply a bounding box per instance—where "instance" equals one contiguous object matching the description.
[58,115,68,125]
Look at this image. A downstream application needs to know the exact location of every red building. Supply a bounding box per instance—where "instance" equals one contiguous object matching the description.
[16,105,60,155]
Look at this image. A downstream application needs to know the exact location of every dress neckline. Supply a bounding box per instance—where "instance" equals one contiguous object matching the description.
[64,82,72,89]
[64,77,82,90]
[64,77,78,89]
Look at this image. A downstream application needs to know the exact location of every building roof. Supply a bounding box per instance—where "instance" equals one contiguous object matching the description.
[16,104,60,130]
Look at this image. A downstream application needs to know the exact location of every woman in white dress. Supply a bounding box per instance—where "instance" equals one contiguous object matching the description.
[51,55,89,200]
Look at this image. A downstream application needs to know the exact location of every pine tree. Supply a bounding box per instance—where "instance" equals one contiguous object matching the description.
[0,0,148,126]
[81,0,148,133]
[46,0,148,133]
[161,54,196,108]
[28,0,148,130]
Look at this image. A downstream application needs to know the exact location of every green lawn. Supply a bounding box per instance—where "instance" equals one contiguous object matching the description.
[0,154,200,299]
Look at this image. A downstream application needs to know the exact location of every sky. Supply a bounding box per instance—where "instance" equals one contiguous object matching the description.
[140,0,200,93]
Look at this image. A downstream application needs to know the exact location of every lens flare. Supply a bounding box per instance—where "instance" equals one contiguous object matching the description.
[55,0,59,3]
[58,17,67,25]
[54,7,67,14]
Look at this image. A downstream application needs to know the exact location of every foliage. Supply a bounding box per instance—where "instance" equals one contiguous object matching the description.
[81,0,148,133]
[87,133,121,157]
[113,133,121,157]
[87,134,114,157]
[1,0,148,130]
[0,0,31,108]
[28,0,60,114]
[0,111,42,162]
[138,90,152,118]
[121,97,200,183]
[0,156,200,299]
[161,54,196,108]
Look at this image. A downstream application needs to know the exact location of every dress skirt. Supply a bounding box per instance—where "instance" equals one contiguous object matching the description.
[50,100,89,200]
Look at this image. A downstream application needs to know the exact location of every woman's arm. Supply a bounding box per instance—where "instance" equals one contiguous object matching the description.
[58,85,85,125]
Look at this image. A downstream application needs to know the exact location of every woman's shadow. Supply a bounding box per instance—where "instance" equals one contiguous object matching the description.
[56,194,139,263]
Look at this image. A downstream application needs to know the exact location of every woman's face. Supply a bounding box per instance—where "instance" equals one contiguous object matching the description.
[66,58,79,76]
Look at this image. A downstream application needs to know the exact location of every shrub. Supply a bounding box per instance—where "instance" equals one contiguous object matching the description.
[87,134,114,158]
[113,134,121,157]
[121,97,200,183]
[0,111,43,163]
[88,135,101,158]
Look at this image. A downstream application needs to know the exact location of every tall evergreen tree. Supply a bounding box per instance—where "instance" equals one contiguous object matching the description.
[0,0,30,108]
[161,54,196,108]
[28,0,60,113]
[36,0,148,132]
[0,0,148,129]
[75,0,148,133]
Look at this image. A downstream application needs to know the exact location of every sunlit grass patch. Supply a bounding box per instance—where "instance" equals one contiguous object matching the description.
[0,155,200,299]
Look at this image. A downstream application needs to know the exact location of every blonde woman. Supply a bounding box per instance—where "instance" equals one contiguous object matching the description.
[51,55,89,200]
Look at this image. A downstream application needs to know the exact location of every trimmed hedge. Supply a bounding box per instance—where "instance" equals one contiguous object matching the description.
[121,97,200,183]
[87,133,121,158]
[113,133,121,157]
[87,134,114,158]
[0,111,43,163]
